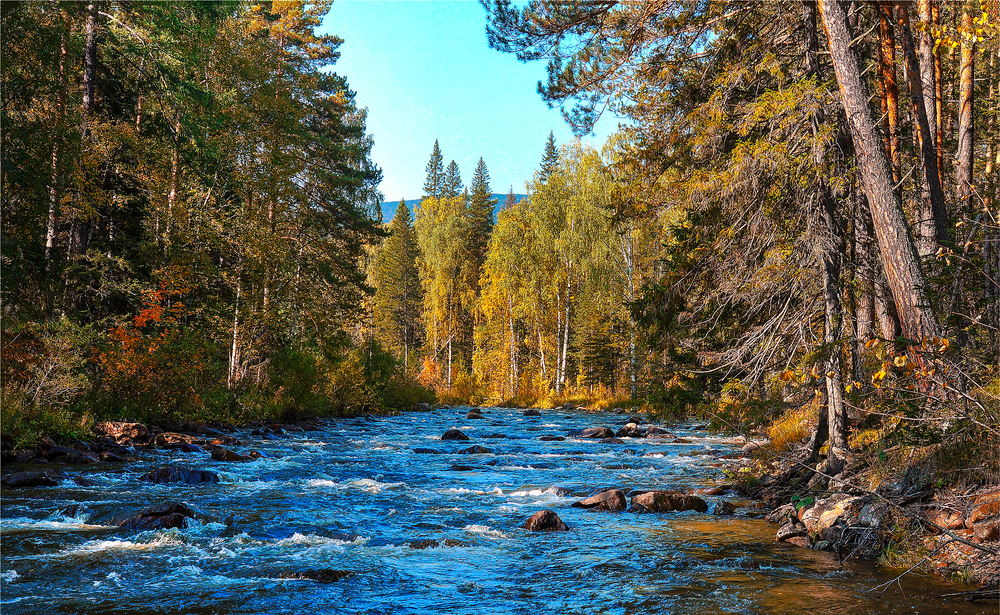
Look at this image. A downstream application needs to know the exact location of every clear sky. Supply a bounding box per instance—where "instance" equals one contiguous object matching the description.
[319,0,618,203]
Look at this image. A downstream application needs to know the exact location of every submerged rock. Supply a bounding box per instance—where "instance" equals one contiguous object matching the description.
[573,489,628,512]
[458,445,493,454]
[523,409,542,417]
[629,491,708,513]
[1,471,61,488]
[599,438,625,444]
[577,427,615,439]
[117,501,202,530]
[524,509,570,531]
[278,569,351,582]
[539,435,565,441]
[138,466,220,484]
[211,446,251,462]
[466,411,485,419]
[441,429,470,441]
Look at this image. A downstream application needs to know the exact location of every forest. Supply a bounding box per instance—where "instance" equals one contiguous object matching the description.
[3,0,1000,531]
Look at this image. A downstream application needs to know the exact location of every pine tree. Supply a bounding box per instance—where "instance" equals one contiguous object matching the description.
[423,140,444,199]
[539,131,559,181]
[443,159,463,198]
[373,200,423,373]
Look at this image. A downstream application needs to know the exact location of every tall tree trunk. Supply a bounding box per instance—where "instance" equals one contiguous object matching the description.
[876,2,901,182]
[955,7,975,205]
[819,0,942,344]
[81,3,97,137]
[46,23,69,277]
[166,114,180,244]
[931,1,944,186]
[228,261,243,389]
[916,0,939,179]
[896,1,949,257]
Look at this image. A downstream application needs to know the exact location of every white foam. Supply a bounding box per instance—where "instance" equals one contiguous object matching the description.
[463,524,507,539]
[445,486,503,496]
[92,571,123,588]
[305,478,406,494]
[0,517,107,533]
[1,570,18,583]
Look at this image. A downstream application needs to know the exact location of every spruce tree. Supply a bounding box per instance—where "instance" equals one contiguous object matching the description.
[373,200,423,373]
[423,140,444,199]
[539,131,559,181]
[467,157,497,277]
[443,160,463,198]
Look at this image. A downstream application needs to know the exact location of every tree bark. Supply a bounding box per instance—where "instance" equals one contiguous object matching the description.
[896,2,949,257]
[876,2,901,182]
[81,3,97,136]
[955,7,975,205]
[819,0,942,344]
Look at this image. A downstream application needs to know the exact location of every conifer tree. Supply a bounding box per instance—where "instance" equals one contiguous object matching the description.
[423,140,444,199]
[373,200,423,373]
[540,131,559,181]
[467,157,497,274]
[503,188,517,211]
[443,159,463,198]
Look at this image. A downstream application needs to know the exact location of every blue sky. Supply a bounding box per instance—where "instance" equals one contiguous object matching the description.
[319,0,618,202]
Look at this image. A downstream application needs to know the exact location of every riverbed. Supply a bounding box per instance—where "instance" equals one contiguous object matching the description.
[0,407,989,614]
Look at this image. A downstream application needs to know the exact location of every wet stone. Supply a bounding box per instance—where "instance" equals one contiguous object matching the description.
[138,466,220,484]
[278,569,352,583]
[524,509,570,532]
[441,429,470,441]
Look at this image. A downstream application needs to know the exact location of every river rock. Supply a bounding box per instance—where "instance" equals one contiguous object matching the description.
[1,471,61,488]
[413,447,441,454]
[625,416,644,424]
[450,464,476,471]
[615,423,645,438]
[117,501,201,531]
[155,432,207,448]
[523,409,542,416]
[524,509,570,531]
[713,501,737,516]
[100,451,127,462]
[629,491,708,513]
[279,569,351,582]
[46,445,97,464]
[599,437,625,444]
[645,426,673,438]
[776,521,808,541]
[966,491,1000,527]
[211,446,251,462]
[784,536,812,549]
[138,466,220,484]
[693,486,726,496]
[210,436,239,446]
[92,421,149,444]
[467,411,485,419]
[458,445,493,455]
[926,509,966,531]
[577,427,615,439]
[441,429,470,441]
[539,435,565,441]
[572,489,628,512]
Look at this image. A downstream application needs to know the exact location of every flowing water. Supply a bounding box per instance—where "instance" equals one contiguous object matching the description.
[0,407,990,614]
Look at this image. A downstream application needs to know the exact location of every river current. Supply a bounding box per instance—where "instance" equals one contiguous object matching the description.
[0,407,989,614]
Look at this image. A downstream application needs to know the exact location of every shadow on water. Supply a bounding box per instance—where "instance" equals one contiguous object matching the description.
[1,408,991,614]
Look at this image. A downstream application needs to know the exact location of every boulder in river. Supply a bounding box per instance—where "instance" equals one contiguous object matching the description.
[2,470,61,488]
[577,427,615,439]
[441,429,470,441]
[466,411,485,419]
[712,501,737,516]
[629,491,708,513]
[211,446,251,462]
[278,569,351,582]
[599,438,625,444]
[625,416,645,424]
[155,432,207,448]
[539,435,565,442]
[523,409,541,417]
[458,445,493,455]
[46,446,98,464]
[138,466,220,484]
[117,501,203,531]
[524,509,570,531]
[572,489,628,512]
[645,426,674,438]
[615,423,645,438]
[412,448,441,454]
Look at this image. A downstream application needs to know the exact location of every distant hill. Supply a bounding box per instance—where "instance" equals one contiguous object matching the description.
[378,194,527,223]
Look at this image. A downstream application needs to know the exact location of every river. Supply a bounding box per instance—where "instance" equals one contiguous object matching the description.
[0,407,989,614]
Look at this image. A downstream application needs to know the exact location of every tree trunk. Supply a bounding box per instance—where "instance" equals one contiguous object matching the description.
[166,114,180,243]
[81,3,97,136]
[876,2,901,182]
[896,2,949,257]
[955,7,975,205]
[819,0,942,344]
[917,0,938,173]
[46,23,68,280]
[228,262,243,389]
